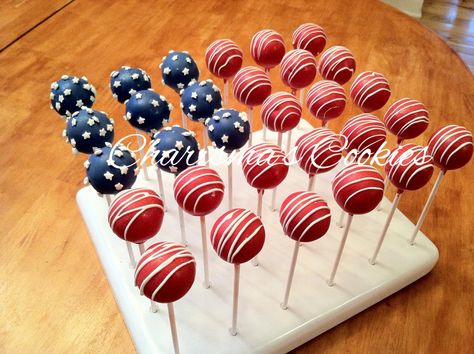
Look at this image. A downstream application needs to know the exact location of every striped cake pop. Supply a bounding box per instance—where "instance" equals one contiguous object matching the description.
[205,39,243,79]
[341,114,387,157]
[110,66,151,103]
[50,75,96,118]
[173,166,224,216]
[261,92,302,133]
[280,49,317,90]
[160,51,199,92]
[350,71,391,113]
[233,66,272,107]
[108,188,164,244]
[427,125,473,171]
[384,98,429,142]
[306,80,346,124]
[318,46,356,85]
[292,23,327,56]
[250,29,286,69]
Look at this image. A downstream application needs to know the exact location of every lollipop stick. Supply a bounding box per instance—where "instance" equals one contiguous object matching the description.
[135,129,150,180]
[322,120,328,128]
[181,111,187,129]
[155,167,166,208]
[251,190,264,266]
[308,175,316,192]
[200,216,211,288]
[248,107,253,146]
[230,263,240,336]
[297,89,304,130]
[167,303,180,354]
[178,207,187,246]
[203,131,209,167]
[337,210,346,228]
[409,170,445,245]
[126,241,136,268]
[328,213,353,286]
[138,243,146,254]
[263,125,267,141]
[370,193,402,265]
[228,155,233,209]
[286,129,292,153]
[223,79,229,106]
[376,175,390,211]
[270,133,284,211]
[105,194,112,206]
[281,241,300,310]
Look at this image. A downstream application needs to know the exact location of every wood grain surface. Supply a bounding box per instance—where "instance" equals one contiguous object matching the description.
[0,0,473,353]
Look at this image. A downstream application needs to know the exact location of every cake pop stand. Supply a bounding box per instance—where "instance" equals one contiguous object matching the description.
[77,120,438,354]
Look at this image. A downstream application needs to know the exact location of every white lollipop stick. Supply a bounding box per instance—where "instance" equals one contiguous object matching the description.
[203,131,209,167]
[370,192,402,264]
[281,241,300,310]
[271,133,284,211]
[248,107,253,146]
[105,194,112,206]
[138,243,146,254]
[126,241,136,268]
[328,213,353,286]
[337,210,346,228]
[409,170,445,245]
[307,175,316,191]
[263,125,267,141]
[135,129,150,180]
[223,79,229,106]
[178,207,187,246]
[230,263,240,336]
[376,175,390,211]
[138,243,158,312]
[155,167,166,208]
[286,129,292,153]
[322,120,328,128]
[181,111,187,129]
[251,190,264,266]
[297,89,304,129]
[200,216,211,288]
[228,154,233,209]
[167,303,180,354]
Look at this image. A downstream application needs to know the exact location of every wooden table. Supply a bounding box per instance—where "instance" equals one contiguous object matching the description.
[0,0,472,352]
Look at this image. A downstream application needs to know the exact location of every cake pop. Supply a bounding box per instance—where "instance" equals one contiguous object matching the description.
[280,191,331,309]
[210,208,265,335]
[328,164,384,285]
[280,49,317,91]
[205,39,243,105]
[410,125,473,244]
[295,128,343,191]
[384,98,429,142]
[250,29,286,70]
[261,92,302,134]
[63,107,114,155]
[135,242,196,354]
[110,66,151,103]
[350,71,391,113]
[50,75,96,117]
[306,80,346,126]
[341,113,387,158]
[160,51,199,93]
[233,66,272,145]
[292,23,327,56]
[318,46,356,85]
[370,144,434,264]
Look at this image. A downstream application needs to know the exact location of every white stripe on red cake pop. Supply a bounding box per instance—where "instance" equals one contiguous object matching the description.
[233,67,272,106]
[280,49,317,89]
[242,143,288,188]
[261,92,302,132]
[307,80,346,119]
[205,39,243,78]
[341,114,387,155]
[384,98,429,139]
[251,30,285,64]
[428,125,474,168]
[350,71,390,110]
[292,23,327,55]
[318,46,355,84]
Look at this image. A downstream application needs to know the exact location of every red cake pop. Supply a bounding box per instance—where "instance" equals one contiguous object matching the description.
[250,29,286,70]
[333,164,385,214]
[205,39,243,79]
[318,46,356,85]
[427,125,473,171]
[108,188,164,244]
[341,114,387,157]
[280,191,331,242]
[261,92,302,133]
[135,241,196,303]
[292,23,327,57]
[280,49,317,90]
[306,80,346,124]
[242,143,289,190]
[233,66,272,107]
[350,71,391,113]
[173,166,225,216]
[386,144,434,192]
[295,128,342,177]
[384,98,429,142]
[210,208,265,264]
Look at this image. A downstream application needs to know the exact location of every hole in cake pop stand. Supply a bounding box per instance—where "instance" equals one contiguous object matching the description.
[77,120,439,354]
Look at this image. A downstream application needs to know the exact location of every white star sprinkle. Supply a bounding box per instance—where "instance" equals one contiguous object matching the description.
[63,89,71,96]
[206,94,213,103]
[70,138,76,146]
[186,113,193,118]
[129,89,137,95]
[189,104,196,112]
[172,55,178,61]
[163,67,171,75]
[76,99,83,107]
[87,118,95,126]
[71,118,77,126]
[168,103,173,111]
[175,141,184,150]
[99,128,106,136]
[55,102,61,110]
[131,73,139,80]
[162,118,169,126]
[182,67,189,76]
[234,121,241,128]
[125,112,132,120]
[51,82,59,90]
[223,112,231,118]
[106,158,115,166]
[111,71,118,78]
[239,127,245,133]
[135,92,142,99]
[162,150,171,158]
[115,183,124,191]
[57,95,64,104]
[114,150,123,157]
[82,131,91,139]
[83,160,90,169]
[212,85,219,92]
[177,83,184,89]
[185,57,191,63]
[169,166,178,173]
[113,80,121,88]
[72,77,79,84]
[240,113,248,122]
[221,134,229,143]
[83,84,91,90]
[137,117,145,124]
[151,99,159,107]
[119,165,128,175]
[104,171,114,180]
[90,95,95,102]
[107,124,114,131]
[143,74,149,82]
[191,91,198,99]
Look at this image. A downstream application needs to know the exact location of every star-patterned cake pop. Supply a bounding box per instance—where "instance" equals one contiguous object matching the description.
[160,51,199,93]
[205,108,250,153]
[50,75,96,117]
[124,89,172,135]
[152,125,200,174]
[110,66,152,103]
[85,144,138,195]
[180,80,222,123]
[63,107,114,155]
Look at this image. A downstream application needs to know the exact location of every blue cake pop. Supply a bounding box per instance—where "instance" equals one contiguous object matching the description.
[160,51,199,93]
[85,144,138,195]
[205,109,250,153]
[180,79,222,123]
[124,89,172,134]
[50,75,96,117]
[152,125,199,174]
[110,66,152,103]
[63,107,114,155]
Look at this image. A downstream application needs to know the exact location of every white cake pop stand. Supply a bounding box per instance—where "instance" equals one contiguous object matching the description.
[77,120,438,354]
